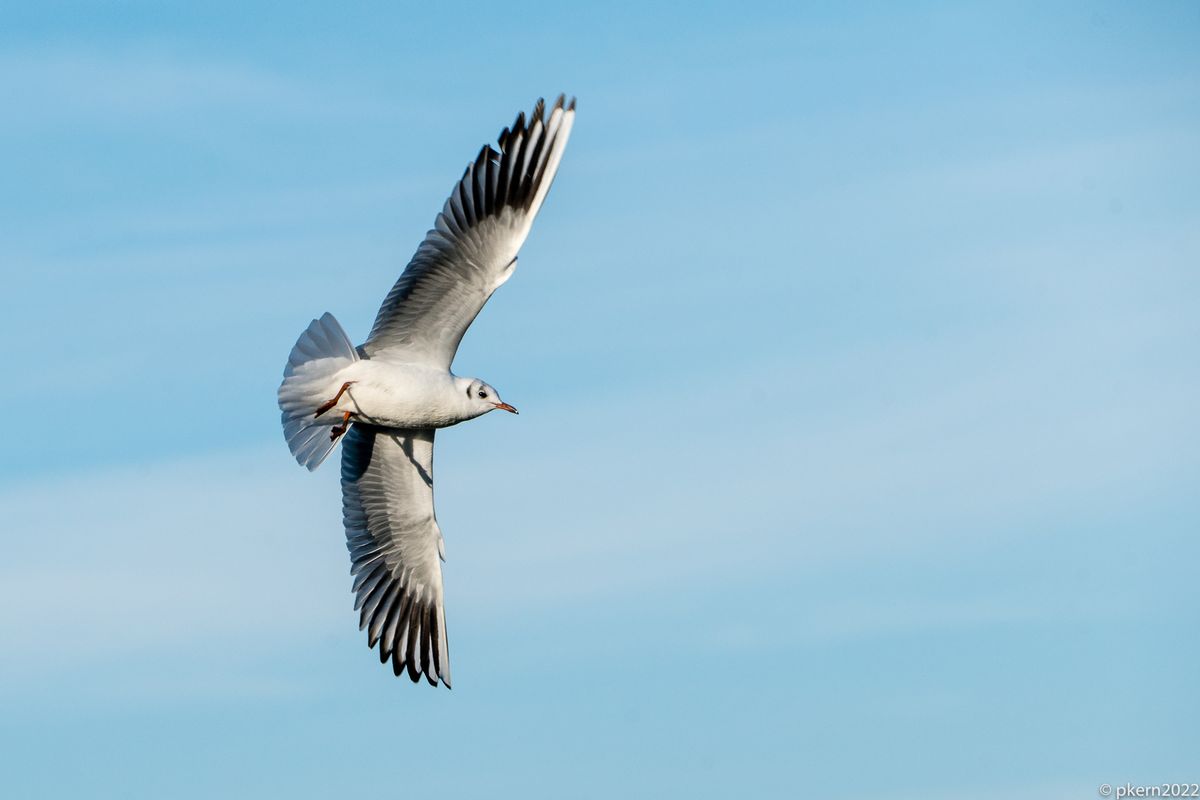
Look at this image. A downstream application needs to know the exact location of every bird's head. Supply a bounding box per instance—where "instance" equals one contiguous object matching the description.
[463,378,518,416]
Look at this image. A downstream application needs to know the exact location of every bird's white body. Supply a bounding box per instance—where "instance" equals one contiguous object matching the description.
[325,361,483,430]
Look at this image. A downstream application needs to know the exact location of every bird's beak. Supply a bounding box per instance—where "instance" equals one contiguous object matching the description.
[493,402,519,415]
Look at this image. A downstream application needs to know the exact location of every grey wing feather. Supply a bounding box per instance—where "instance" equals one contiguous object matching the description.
[363,95,576,368]
[341,424,451,687]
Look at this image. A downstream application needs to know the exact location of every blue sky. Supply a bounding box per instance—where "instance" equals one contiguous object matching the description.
[1,1,1197,797]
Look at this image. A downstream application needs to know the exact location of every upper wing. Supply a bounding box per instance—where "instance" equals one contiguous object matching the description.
[362,95,576,368]
[341,424,451,686]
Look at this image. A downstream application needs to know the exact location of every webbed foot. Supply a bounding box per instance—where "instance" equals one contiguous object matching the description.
[330,411,353,442]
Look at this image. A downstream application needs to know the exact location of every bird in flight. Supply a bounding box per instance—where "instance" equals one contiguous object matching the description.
[277,96,576,687]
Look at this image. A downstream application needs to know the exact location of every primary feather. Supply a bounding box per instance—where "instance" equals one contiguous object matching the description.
[364,95,576,369]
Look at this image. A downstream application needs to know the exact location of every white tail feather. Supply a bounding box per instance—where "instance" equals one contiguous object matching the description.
[278,312,359,470]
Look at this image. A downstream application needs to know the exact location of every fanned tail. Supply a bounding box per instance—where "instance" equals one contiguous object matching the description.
[277,312,359,470]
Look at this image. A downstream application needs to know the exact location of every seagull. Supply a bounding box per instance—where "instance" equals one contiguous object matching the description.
[277,96,575,687]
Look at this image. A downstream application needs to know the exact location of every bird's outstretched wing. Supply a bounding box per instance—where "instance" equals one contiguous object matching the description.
[362,95,576,368]
[341,424,451,686]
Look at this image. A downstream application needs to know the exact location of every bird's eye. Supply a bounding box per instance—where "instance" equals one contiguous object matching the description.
[478,390,488,399]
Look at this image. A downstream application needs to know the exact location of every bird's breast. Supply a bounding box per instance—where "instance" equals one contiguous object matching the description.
[337,361,467,429]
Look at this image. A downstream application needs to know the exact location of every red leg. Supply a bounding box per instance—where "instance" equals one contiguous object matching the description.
[329,411,353,442]
[314,381,355,418]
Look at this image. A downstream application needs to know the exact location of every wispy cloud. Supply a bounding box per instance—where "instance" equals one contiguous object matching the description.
[0,44,383,123]
[5,272,1190,685]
